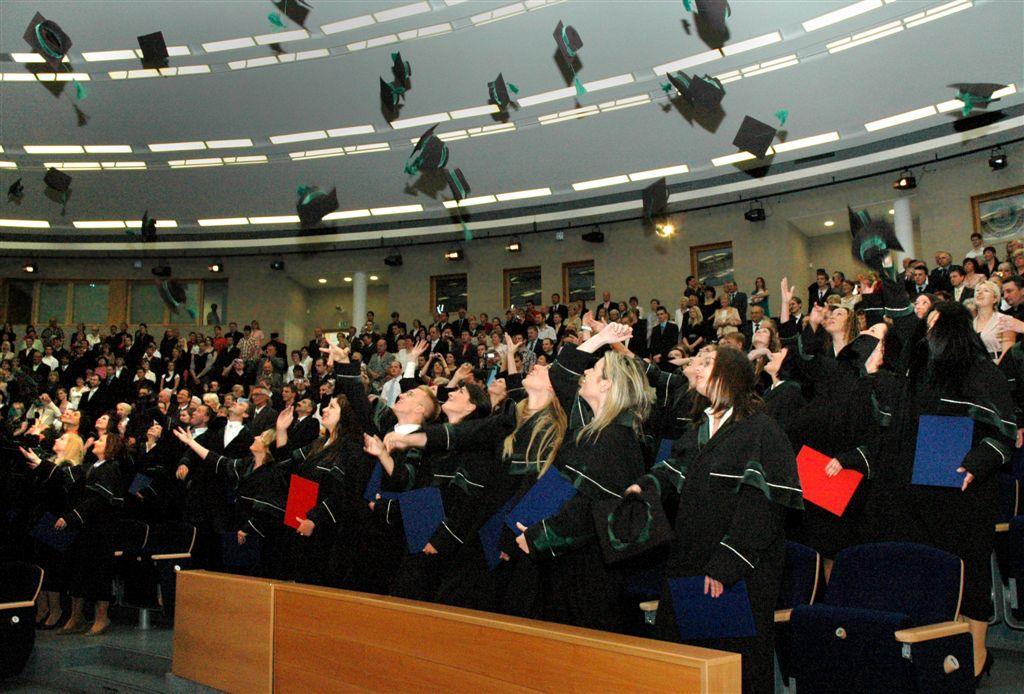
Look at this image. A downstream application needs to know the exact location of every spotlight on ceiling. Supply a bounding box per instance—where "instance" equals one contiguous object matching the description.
[506,238,522,252]
[369,275,379,281]
[22,261,37,273]
[317,277,327,284]
[151,264,171,277]
[582,226,604,243]
[989,146,1008,170]
[744,201,766,222]
[208,260,223,273]
[892,169,916,190]
[654,222,676,238]
[444,247,464,261]
[269,260,285,271]
[384,249,403,267]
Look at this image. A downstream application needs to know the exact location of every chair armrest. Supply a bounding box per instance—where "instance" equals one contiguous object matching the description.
[0,600,35,610]
[894,620,969,643]
[995,522,1009,532]
[639,600,659,613]
[150,552,192,561]
[775,608,792,623]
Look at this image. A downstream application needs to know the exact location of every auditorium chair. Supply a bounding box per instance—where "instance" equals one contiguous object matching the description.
[0,562,43,679]
[788,542,973,693]
[774,541,824,689]
[993,474,1020,628]
[120,522,196,629]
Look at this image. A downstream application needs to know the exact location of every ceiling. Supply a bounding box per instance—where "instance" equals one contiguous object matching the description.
[0,0,1021,252]
[789,199,905,238]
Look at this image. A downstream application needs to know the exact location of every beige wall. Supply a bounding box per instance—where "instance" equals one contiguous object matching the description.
[3,143,1021,337]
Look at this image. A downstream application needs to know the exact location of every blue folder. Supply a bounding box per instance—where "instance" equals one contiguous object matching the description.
[668,576,757,641]
[220,531,262,574]
[363,462,401,502]
[128,473,153,495]
[657,438,677,464]
[912,415,974,488]
[398,486,445,554]
[30,512,78,552]
[479,499,515,570]
[504,470,577,533]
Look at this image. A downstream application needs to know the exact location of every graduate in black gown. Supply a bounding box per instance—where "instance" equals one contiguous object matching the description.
[629,345,803,694]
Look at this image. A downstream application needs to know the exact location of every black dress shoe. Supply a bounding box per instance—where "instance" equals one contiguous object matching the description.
[975,651,994,687]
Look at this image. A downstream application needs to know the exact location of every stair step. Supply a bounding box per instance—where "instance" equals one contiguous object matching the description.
[63,663,169,693]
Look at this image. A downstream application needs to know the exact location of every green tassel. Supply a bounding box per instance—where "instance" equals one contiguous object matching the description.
[404,161,419,176]
[73,80,87,100]
[462,222,473,242]
[682,0,692,11]
[775,109,788,126]
[508,82,519,94]
[268,12,284,28]
[573,76,587,97]
[661,82,672,94]
[185,308,197,320]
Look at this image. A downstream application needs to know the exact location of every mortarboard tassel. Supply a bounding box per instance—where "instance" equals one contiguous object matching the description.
[775,109,788,126]
[573,76,587,97]
[73,79,87,100]
[682,0,693,10]
[268,12,285,28]
[462,221,473,242]
[956,91,989,117]
[508,82,519,94]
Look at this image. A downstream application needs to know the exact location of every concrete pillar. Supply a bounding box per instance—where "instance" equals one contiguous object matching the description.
[893,196,915,265]
[353,271,367,330]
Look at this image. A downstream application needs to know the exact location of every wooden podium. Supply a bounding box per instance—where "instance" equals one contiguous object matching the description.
[172,571,741,693]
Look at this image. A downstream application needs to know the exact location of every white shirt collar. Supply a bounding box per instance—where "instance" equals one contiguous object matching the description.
[394,423,421,435]
[702,406,734,437]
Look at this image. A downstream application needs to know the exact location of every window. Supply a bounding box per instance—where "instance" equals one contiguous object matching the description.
[504,267,542,309]
[6,280,33,324]
[203,280,228,325]
[38,283,69,324]
[431,274,467,313]
[562,261,595,303]
[72,282,109,324]
[130,282,166,325]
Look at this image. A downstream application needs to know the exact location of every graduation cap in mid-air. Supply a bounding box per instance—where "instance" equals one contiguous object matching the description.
[949,82,1007,116]
[140,210,158,241]
[137,31,169,69]
[592,484,674,564]
[43,167,71,213]
[391,51,411,89]
[664,71,726,111]
[642,177,669,222]
[7,178,24,202]
[157,279,194,319]
[405,125,449,175]
[296,185,339,228]
[23,12,72,70]
[443,168,471,202]
[686,0,731,47]
[272,0,313,27]
[553,20,586,96]
[488,73,519,111]
[848,206,903,270]
[379,77,406,116]
[732,115,777,159]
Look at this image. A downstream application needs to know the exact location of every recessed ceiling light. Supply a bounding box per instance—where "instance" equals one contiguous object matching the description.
[369,275,379,281]
[318,278,327,284]
[344,276,352,282]
[0,219,50,229]
[149,141,206,152]
[370,205,423,216]
[864,106,937,132]
[572,175,630,191]
[802,0,883,33]
[824,220,835,227]
[269,131,327,145]
[24,145,84,154]
[889,209,895,215]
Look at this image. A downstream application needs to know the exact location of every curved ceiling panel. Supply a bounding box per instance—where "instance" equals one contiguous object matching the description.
[0,0,1021,250]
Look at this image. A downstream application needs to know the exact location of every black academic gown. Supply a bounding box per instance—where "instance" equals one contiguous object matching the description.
[29,458,83,592]
[65,458,125,602]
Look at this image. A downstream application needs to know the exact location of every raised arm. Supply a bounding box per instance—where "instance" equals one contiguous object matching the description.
[172,427,211,460]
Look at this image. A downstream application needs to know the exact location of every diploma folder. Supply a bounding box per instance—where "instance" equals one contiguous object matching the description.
[284,474,319,529]
[399,486,445,553]
[504,469,577,533]
[30,512,78,552]
[912,415,973,488]
[363,462,400,502]
[796,445,863,516]
[668,576,756,641]
[128,473,153,495]
[479,499,514,570]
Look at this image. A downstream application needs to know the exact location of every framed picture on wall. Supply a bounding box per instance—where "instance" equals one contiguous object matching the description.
[690,241,734,287]
[973,184,1024,241]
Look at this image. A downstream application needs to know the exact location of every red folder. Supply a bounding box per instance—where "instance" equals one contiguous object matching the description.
[284,474,320,529]
[796,445,863,517]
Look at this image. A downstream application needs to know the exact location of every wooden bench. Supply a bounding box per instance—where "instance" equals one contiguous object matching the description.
[172,570,742,693]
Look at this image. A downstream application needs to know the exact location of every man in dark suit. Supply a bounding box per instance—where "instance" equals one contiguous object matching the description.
[522,325,544,356]
[426,326,449,357]
[78,373,109,421]
[723,280,748,323]
[248,386,278,435]
[206,401,256,458]
[387,312,408,336]
[450,308,470,336]
[807,269,836,307]
[787,297,805,331]
[453,331,475,365]
[548,293,570,325]
[175,405,233,570]
[740,306,767,349]
[27,351,51,387]
[595,291,616,315]
[928,251,954,293]
[285,398,321,451]
[907,265,931,296]
[949,266,974,304]
[648,306,679,368]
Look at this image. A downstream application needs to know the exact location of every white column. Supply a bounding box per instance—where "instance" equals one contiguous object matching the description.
[893,196,915,264]
[353,271,367,330]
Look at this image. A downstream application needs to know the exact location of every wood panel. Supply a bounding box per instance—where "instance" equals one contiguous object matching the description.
[172,571,276,694]
[273,583,741,693]
[107,279,127,325]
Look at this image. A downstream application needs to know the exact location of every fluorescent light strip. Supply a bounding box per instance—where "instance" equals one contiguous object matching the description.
[176,65,211,76]
[771,131,841,153]
[712,151,758,167]
[346,143,390,154]
[168,158,224,168]
[33,72,90,82]
[572,175,630,191]
[73,221,126,229]
[149,141,206,152]
[321,14,376,35]
[471,2,526,25]
[415,23,453,38]
[721,31,783,56]
[1,73,38,81]
[102,162,146,169]
[198,217,250,227]
[206,139,253,149]
[254,29,309,45]
[366,35,400,49]
[0,219,50,228]
[84,145,132,153]
[82,49,137,61]
[739,55,799,77]
[582,73,636,92]
[370,205,423,216]
[904,0,972,28]
[323,209,372,220]
[864,105,937,131]
[375,1,431,22]
[539,105,599,125]
[123,219,177,228]
[290,147,346,161]
[224,156,267,165]
[390,113,451,130]
[24,145,83,154]
[11,53,68,63]
[628,165,689,182]
[202,37,256,53]
[270,131,327,145]
[652,49,721,76]
[435,130,468,142]
[0,162,16,169]
[714,70,743,84]
[248,215,301,224]
[467,123,516,137]
[443,195,497,209]
[44,162,102,170]
[449,104,501,119]
[802,0,883,32]
[496,188,552,202]
[517,87,577,108]
[827,20,903,53]
[327,125,376,138]
[598,95,651,113]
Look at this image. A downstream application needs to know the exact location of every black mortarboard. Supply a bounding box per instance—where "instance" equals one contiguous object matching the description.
[140,210,157,241]
[695,0,731,36]
[157,280,195,319]
[443,168,471,201]
[137,31,168,69]
[732,115,777,159]
[642,177,669,221]
[23,13,72,70]
[949,82,1007,116]
[7,178,24,201]
[405,126,449,174]
[296,186,339,228]
[380,77,404,112]
[850,214,903,270]
[489,73,518,111]
[43,167,71,193]
[592,485,674,564]
[847,205,870,238]
[391,51,411,88]
[665,71,725,111]
[553,20,583,63]
[273,0,312,27]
